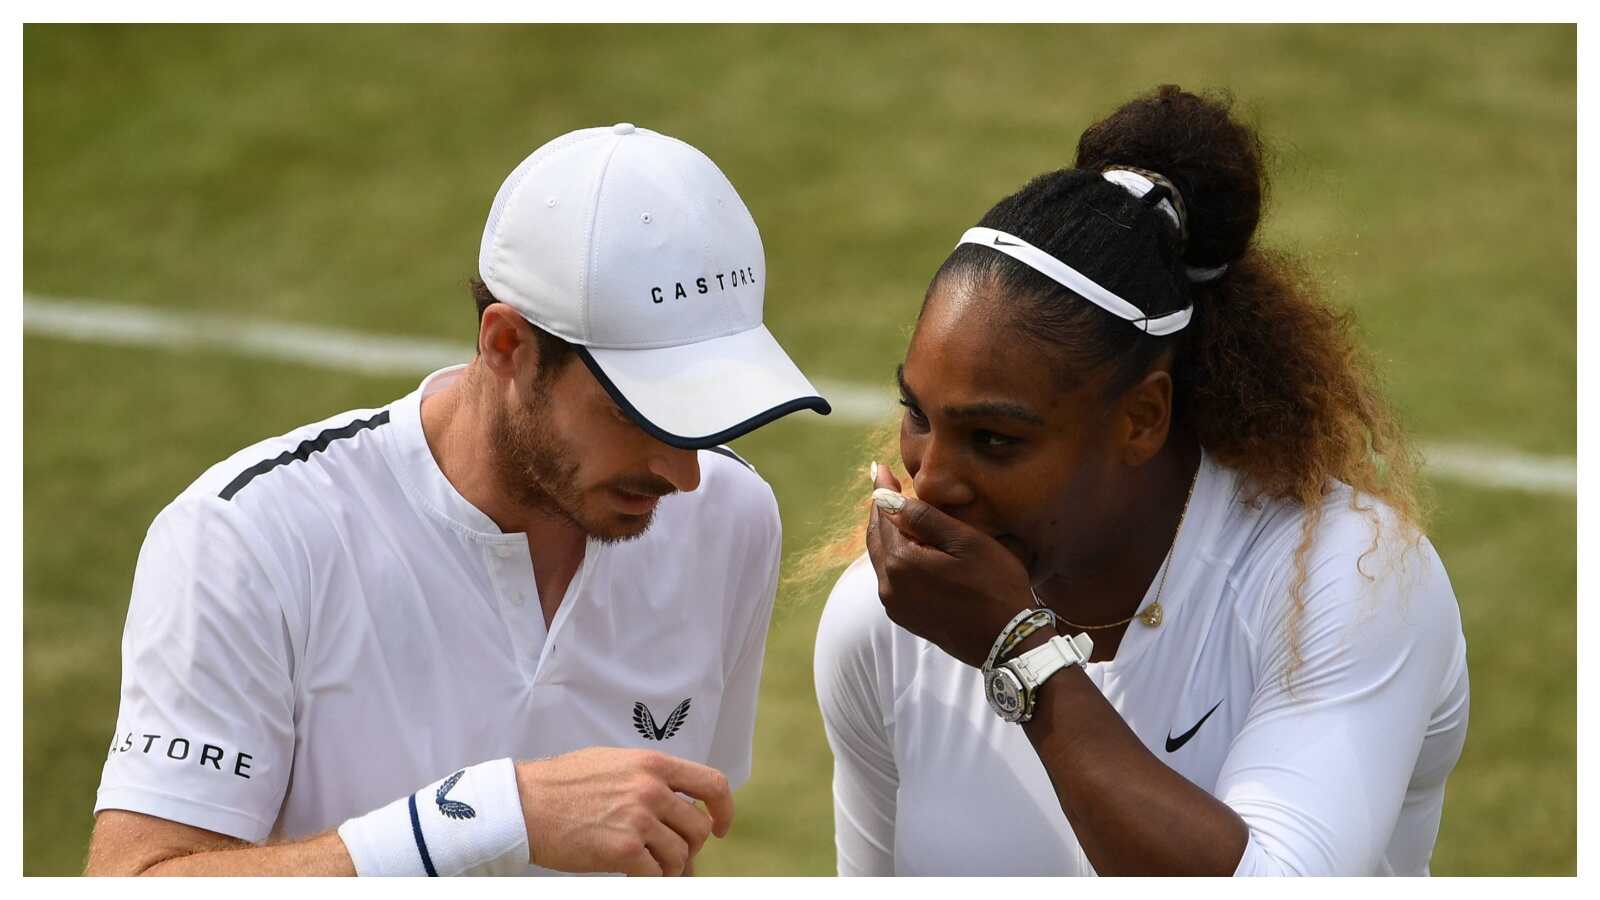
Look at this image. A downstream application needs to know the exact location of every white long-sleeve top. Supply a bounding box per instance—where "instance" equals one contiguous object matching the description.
[814,451,1469,876]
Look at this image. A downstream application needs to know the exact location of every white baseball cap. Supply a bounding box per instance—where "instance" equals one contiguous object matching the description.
[478,122,831,448]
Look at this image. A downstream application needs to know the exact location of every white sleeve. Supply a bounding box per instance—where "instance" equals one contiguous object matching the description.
[705,478,782,792]
[813,557,898,876]
[1218,523,1467,876]
[93,495,299,843]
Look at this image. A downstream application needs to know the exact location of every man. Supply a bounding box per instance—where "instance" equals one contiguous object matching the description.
[84,123,831,876]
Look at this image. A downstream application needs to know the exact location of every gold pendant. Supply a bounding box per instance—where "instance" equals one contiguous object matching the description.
[1138,602,1163,627]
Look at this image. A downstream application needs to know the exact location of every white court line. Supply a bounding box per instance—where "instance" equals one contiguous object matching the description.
[23,294,1576,497]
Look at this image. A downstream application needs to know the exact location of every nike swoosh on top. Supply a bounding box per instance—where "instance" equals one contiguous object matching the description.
[1165,700,1224,753]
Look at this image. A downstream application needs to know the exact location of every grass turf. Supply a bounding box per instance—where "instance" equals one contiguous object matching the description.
[23,23,1574,875]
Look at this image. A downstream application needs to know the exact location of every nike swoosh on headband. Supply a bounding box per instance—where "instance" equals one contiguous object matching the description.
[958,226,1194,336]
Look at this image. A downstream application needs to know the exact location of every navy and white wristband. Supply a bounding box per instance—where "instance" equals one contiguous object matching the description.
[337,757,528,877]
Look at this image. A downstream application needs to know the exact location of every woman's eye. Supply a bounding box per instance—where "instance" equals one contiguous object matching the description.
[898,398,928,427]
[974,430,1018,450]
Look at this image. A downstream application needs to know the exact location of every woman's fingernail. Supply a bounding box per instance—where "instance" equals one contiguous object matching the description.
[870,461,879,484]
[872,488,906,514]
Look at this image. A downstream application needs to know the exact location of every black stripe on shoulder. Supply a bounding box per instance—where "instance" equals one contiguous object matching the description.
[705,445,754,473]
[219,410,391,502]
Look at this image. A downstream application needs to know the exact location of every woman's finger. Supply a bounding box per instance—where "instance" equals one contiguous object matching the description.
[870,460,904,493]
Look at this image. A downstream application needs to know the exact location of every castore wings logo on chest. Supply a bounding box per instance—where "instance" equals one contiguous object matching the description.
[633,698,692,741]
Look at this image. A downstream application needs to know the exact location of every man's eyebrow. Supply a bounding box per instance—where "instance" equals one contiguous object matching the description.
[895,365,1045,426]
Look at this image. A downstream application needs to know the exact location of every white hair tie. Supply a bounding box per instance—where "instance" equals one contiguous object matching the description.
[1101,169,1183,233]
[1102,169,1230,284]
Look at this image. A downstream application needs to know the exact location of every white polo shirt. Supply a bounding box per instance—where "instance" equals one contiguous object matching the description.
[95,365,781,874]
[815,450,1470,876]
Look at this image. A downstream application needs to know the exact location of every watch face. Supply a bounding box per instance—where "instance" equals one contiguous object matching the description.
[985,667,1024,721]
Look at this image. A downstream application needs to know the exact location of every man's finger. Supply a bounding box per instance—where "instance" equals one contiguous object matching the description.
[659,757,735,838]
[643,820,690,876]
[661,794,714,859]
[622,843,664,877]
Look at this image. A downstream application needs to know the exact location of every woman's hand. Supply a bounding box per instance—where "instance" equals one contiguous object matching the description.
[864,463,1039,668]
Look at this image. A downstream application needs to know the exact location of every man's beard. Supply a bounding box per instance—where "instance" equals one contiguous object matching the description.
[487,391,667,543]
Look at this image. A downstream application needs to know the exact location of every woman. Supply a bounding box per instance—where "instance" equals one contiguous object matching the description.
[811,85,1469,876]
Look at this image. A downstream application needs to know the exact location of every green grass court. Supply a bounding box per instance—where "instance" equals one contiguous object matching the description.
[23,24,1575,875]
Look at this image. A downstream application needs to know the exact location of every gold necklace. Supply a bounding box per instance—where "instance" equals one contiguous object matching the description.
[1044,461,1200,632]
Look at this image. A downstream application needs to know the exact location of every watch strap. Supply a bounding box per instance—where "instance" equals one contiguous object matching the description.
[1011,632,1094,687]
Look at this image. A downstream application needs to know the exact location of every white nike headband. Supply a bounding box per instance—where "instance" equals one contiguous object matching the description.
[957,168,1230,336]
[957,226,1195,336]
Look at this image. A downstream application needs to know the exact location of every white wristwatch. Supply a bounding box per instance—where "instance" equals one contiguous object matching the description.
[983,632,1094,724]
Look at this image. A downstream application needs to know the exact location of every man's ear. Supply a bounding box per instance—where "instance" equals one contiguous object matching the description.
[478,303,535,380]
[1113,368,1174,468]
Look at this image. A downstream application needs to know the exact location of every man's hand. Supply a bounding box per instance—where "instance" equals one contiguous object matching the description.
[516,747,733,876]
[866,463,1037,668]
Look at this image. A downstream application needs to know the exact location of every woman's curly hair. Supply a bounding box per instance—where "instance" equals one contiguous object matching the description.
[792,85,1429,688]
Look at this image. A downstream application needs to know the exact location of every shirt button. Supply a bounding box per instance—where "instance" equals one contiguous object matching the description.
[510,592,526,606]
[493,544,514,559]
